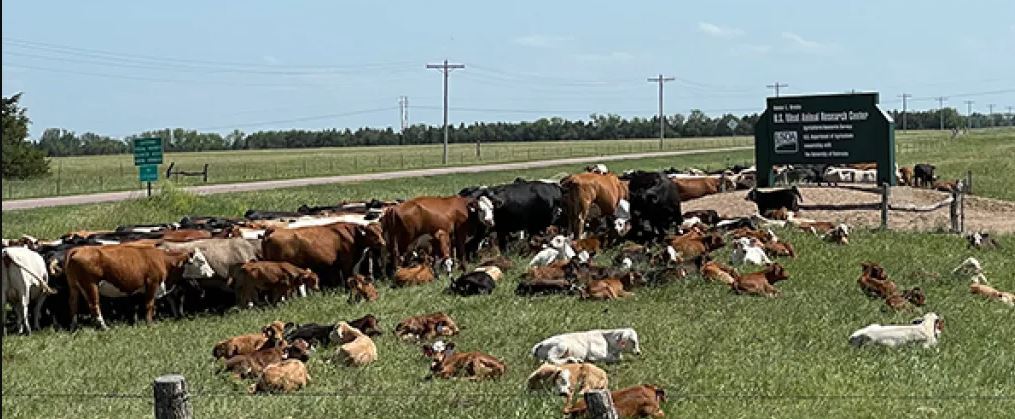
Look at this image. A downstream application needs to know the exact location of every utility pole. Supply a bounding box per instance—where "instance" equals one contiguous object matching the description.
[936,97,948,130]
[647,74,674,150]
[426,60,465,164]
[398,96,409,133]
[766,82,788,97]
[898,93,912,131]
[1008,106,1014,127]
[963,100,974,130]
[987,104,995,127]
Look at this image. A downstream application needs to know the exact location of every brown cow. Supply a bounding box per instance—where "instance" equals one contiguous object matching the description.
[346,274,378,303]
[580,272,646,300]
[393,257,437,287]
[672,176,736,201]
[732,263,790,297]
[898,166,914,186]
[381,196,495,275]
[423,342,506,381]
[160,229,213,242]
[262,222,385,288]
[230,260,320,307]
[249,359,310,394]
[395,312,460,341]
[64,245,214,330]
[566,384,666,418]
[561,172,628,238]
[212,321,287,359]
[668,231,725,259]
[763,241,796,258]
[698,256,739,285]
[222,338,310,379]
[858,262,897,299]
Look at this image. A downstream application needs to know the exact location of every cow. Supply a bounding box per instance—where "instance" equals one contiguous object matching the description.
[849,312,942,348]
[422,341,506,381]
[229,260,320,307]
[283,314,382,346]
[262,222,385,288]
[580,272,647,300]
[393,257,437,287]
[526,362,609,408]
[671,176,736,201]
[160,237,262,313]
[913,164,936,188]
[64,245,214,330]
[460,179,564,251]
[561,172,629,238]
[531,328,641,365]
[746,186,803,214]
[395,312,460,341]
[213,321,287,359]
[730,237,773,266]
[858,262,898,299]
[381,195,495,276]
[223,338,311,379]
[447,267,501,296]
[2,246,56,335]
[565,384,666,418]
[731,263,789,297]
[248,359,310,394]
[346,274,378,303]
[330,321,378,366]
[625,171,683,241]
[897,166,914,186]
[682,210,721,226]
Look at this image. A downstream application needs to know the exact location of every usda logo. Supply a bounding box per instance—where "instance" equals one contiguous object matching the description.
[773,131,798,154]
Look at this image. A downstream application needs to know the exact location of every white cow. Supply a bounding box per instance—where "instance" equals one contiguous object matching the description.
[730,237,772,266]
[531,328,641,364]
[528,235,577,267]
[2,247,56,335]
[848,312,942,348]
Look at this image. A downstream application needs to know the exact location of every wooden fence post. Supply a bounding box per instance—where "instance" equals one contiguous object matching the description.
[202,164,209,182]
[959,189,966,233]
[880,183,890,230]
[949,190,960,233]
[583,390,619,419]
[965,170,972,194]
[154,374,192,419]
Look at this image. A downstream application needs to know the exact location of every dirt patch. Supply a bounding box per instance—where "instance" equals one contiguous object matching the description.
[684,186,1015,234]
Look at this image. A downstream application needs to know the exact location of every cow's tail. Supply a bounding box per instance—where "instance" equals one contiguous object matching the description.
[792,185,803,202]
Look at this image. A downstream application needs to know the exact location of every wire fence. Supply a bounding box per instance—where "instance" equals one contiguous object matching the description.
[4,391,1013,400]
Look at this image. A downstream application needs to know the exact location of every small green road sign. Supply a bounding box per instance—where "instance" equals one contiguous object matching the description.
[139,164,159,182]
[133,137,164,165]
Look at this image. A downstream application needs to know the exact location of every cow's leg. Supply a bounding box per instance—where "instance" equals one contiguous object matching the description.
[454,230,468,266]
[67,281,80,331]
[31,292,46,332]
[143,281,160,325]
[81,283,107,330]
[15,292,30,335]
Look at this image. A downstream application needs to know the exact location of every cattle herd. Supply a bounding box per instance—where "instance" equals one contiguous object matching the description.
[2,161,1008,415]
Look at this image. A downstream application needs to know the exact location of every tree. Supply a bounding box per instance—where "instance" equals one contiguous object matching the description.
[2,93,49,179]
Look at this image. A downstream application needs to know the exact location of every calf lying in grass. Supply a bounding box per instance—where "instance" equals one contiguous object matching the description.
[526,362,609,410]
[213,321,286,359]
[849,312,942,348]
[423,341,506,381]
[564,384,666,418]
[248,359,310,394]
[732,263,789,297]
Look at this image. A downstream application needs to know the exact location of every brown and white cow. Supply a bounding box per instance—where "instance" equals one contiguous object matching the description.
[212,321,287,359]
[248,359,310,393]
[230,260,320,307]
[561,172,628,238]
[423,341,506,381]
[565,384,667,418]
[261,222,385,288]
[395,312,460,341]
[64,244,214,330]
[381,195,494,275]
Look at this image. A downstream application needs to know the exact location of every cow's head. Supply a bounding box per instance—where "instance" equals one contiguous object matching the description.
[346,275,378,303]
[613,218,631,237]
[904,287,926,306]
[765,263,790,283]
[285,338,312,362]
[182,249,215,279]
[356,224,386,250]
[614,328,642,355]
[470,196,496,227]
[298,268,320,291]
[553,368,573,397]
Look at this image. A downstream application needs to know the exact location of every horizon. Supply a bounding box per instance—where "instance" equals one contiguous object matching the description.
[3,1,1013,138]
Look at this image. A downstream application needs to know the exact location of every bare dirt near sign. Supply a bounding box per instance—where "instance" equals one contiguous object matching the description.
[684,186,1015,234]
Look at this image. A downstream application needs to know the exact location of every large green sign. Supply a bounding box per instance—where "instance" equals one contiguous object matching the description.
[138,164,159,182]
[754,92,895,186]
[133,137,164,165]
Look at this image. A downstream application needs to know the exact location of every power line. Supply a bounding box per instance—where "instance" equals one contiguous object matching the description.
[426,59,465,163]
[648,74,675,150]
[1,62,327,88]
[193,107,397,131]
[763,80,787,96]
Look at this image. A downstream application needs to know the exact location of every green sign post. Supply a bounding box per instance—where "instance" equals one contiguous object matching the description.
[133,137,163,196]
[754,92,895,187]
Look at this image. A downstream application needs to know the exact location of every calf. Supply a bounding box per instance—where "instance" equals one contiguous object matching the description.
[395,312,460,340]
[222,338,310,379]
[447,267,501,296]
[731,263,789,297]
[2,246,56,335]
[858,262,897,299]
[531,328,641,364]
[746,186,803,213]
[730,237,773,266]
[249,359,310,393]
[572,235,604,254]
[529,235,576,267]
[527,362,609,409]
[565,384,666,418]
[580,272,646,300]
[682,209,721,226]
[697,256,739,285]
[423,341,506,381]
[763,240,796,258]
[933,179,963,193]
[393,258,436,287]
[762,207,790,220]
[730,227,777,243]
[231,261,320,307]
[849,312,942,348]
[823,223,850,245]
[668,231,725,260]
[897,166,914,186]
[966,232,1000,250]
[330,321,378,366]
[283,314,382,346]
[885,287,927,311]
[913,164,936,188]
[213,321,286,359]
[346,274,378,303]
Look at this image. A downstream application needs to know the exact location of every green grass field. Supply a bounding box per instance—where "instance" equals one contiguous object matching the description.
[0,136,752,200]
[2,132,1014,418]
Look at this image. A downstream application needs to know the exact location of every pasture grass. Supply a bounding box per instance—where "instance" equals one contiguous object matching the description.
[1,136,752,199]
[3,228,1014,418]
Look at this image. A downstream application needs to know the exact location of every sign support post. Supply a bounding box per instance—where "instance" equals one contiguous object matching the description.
[133,138,164,197]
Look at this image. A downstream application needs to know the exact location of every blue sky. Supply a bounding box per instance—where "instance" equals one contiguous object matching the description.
[2,1,1013,138]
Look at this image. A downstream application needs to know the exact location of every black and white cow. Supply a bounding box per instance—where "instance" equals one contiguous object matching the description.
[459,179,563,251]
[623,171,682,241]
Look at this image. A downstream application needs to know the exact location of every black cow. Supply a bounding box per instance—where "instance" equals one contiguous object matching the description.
[459,179,563,251]
[746,186,803,214]
[447,271,496,296]
[625,171,682,241]
[914,164,936,188]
